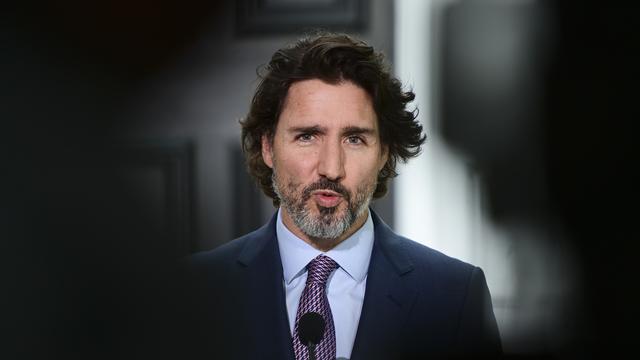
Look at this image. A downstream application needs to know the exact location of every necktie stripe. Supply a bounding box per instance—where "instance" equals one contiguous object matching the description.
[293,254,338,360]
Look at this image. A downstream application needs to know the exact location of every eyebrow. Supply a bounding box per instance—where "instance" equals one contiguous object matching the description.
[286,125,376,136]
[287,125,326,134]
[341,126,376,137]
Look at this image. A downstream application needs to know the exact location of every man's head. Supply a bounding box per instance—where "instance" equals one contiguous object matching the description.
[241,33,425,244]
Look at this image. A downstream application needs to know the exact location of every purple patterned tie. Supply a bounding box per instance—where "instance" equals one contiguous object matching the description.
[293,254,338,360]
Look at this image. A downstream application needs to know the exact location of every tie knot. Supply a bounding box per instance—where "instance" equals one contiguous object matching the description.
[306,254,338,286]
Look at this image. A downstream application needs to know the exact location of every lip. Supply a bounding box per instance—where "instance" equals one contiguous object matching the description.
[312,190,342,197]
[311,190,343,208]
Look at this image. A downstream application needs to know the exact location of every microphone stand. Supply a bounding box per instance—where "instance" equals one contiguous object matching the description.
[307,341,317,360]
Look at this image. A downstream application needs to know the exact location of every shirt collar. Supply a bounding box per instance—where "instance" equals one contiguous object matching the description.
[276,207,374,285]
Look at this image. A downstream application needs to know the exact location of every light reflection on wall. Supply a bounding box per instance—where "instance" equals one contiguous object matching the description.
[394,0,580,356]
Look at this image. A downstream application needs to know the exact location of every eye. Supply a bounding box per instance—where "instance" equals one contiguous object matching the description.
[346,135,365,145]
[296,133,315,142]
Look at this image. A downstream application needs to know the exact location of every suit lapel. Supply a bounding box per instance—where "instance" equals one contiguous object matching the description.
[350,211,418,360]
[233,211,416,360]
[237,215,295,360]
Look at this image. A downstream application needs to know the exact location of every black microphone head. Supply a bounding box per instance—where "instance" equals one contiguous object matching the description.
[298,312,325,345]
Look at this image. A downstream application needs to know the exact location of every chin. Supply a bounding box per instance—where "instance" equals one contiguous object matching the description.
[313,202,346,216]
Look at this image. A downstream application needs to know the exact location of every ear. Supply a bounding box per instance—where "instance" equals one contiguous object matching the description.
[261,135,274,169]
[379,144,389,171]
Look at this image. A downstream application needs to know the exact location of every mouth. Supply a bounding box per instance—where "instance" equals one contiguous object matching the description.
[311,189,344,208]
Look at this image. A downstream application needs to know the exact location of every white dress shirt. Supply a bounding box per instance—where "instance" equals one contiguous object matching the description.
[276,208,374,360]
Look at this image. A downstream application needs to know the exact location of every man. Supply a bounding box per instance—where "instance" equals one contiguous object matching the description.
[185,33,501,360]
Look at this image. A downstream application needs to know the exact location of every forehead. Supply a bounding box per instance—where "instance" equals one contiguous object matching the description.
[277,79,378,131]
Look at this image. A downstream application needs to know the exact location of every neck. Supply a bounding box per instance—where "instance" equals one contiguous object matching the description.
[280,208,369,251]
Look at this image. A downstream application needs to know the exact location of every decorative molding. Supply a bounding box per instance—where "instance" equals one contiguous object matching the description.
[116,140,195,257]
[231,143,264,238]
[236,0,369,35]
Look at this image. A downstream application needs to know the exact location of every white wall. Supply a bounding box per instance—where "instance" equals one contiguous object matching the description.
[393,0,579,354]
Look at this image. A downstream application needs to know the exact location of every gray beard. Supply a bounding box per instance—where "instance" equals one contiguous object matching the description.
[272,172,372,240]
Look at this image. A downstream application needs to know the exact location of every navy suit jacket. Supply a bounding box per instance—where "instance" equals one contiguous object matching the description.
[184,211,502,359]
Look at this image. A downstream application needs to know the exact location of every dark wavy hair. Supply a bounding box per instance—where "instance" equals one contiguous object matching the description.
[241,32,426,206]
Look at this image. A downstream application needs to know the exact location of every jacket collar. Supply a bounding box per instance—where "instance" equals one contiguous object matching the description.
[233,208,418,360]
[369,210,415,275]
[235,208,415,277]
[351,210,419,359]
[236,213,279,267]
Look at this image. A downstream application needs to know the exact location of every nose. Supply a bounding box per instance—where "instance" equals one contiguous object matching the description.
[317,140,345,181]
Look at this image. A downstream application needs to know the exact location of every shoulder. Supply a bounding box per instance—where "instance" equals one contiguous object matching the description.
[178,225,272,303]
[187,213,278,271]
[370,211,486,309]
[375,227,502,354]
[371,210,478,283]
[404,236,478,281]
[188,233,249,269]
[384,234,482,299]
[186,227,266,274]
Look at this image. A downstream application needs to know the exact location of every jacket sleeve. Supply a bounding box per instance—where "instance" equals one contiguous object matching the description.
[455,266,503,357]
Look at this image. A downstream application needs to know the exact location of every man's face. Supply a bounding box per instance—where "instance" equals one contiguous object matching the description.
[262,79,387,245]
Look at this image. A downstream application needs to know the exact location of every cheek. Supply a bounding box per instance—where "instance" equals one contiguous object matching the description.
[345,156,383,187]
[275,151,318,179]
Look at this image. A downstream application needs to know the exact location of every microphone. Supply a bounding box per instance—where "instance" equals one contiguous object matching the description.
[298,312,325,360]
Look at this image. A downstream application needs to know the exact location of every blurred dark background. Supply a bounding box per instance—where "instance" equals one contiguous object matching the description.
[2,0,638,358]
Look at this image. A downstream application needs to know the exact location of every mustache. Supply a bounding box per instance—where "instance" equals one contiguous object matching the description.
[301,178,350,203]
